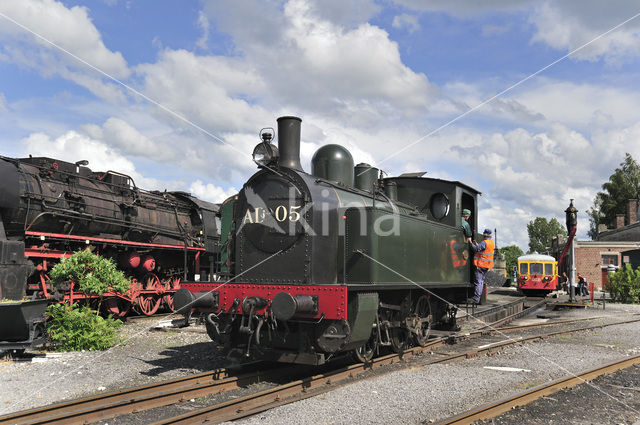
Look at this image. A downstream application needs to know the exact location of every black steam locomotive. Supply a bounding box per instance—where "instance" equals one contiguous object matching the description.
[177,116,481,365]
[0,154,220,328]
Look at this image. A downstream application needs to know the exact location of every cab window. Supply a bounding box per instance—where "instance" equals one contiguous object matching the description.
[519,263,528,275]
[530,263,543,275]
[544,263,553,275]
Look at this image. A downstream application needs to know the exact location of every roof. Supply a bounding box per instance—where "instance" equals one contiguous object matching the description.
[517,254,556,262]
[383,176,481,195]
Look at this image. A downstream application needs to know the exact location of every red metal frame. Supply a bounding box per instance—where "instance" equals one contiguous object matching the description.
[22,232,192,317]
[24,231,205,252]
[25,248,73,259]
[181,282,348,320]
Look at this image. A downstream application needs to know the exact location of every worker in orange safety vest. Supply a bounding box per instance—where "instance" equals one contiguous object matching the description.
[449,240,467,268]
[469,228,494,303]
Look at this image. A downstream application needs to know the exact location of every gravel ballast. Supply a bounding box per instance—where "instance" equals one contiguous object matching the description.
[0,316,223,415]
[2,298,640,424]
[227,302,640,425]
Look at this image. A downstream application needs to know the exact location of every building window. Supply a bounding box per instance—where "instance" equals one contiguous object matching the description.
[602,254,618,266]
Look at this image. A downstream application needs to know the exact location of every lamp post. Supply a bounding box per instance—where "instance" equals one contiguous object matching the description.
[565,200,578,303]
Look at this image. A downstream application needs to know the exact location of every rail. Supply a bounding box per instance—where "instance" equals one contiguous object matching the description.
[4,301,632,425]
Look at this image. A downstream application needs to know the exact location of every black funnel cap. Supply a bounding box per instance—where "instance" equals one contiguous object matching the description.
[277,116,303,171]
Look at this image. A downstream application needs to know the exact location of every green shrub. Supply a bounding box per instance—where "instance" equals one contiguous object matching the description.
[46,303,122,351]
[608,263,640,303]
[49,249,130,296]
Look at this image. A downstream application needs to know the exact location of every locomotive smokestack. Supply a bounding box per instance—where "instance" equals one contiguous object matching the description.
[277,116,303,171]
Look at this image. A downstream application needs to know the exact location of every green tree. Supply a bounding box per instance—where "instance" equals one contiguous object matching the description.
[496,245,523,276]
[527,217,567,254]
[587,153,640,239]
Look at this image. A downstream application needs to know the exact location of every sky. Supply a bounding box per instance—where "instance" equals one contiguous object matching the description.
[1,0,640,251]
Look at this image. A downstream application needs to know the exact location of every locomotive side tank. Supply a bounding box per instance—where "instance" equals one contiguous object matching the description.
[177,116,480,364]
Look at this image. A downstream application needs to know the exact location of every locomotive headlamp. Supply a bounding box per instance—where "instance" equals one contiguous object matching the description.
[253,127,279,168]
[252,142,279,168]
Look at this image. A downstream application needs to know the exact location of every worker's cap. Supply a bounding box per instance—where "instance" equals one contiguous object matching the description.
[461,209,471,216]
[483,228,492,235]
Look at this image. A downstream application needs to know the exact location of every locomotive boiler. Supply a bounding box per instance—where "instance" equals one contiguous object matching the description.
[0,155,220,317]
[176,116,481,364]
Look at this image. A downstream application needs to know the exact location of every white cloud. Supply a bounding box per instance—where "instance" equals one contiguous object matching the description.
[79,114,259,183]
[21,130,139,178]
[305,0,380,28]
[391,1,640,63]
[529,2,640,64]
[390,0,531,18]
[189,180,237,204]
[514,80,640,130]
[101,117,165,160]
[80,117,178,163]
[5,0,640,254]
[200,0,436,124]
[18,130,238,202]
[421,119,640,249]
[195,11,209,50]
[0,0,129,102]
[136,49,271,135]
[392,13,421,33]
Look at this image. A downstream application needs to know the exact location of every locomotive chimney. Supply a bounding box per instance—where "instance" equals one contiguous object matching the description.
[277,116,303,171]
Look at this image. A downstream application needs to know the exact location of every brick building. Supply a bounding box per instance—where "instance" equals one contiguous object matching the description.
[572,240,640,290]
[552,199,640,290]
[561,199,640,290]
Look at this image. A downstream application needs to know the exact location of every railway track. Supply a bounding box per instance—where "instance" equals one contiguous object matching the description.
[436,354,640,425]
[0,362,305,425]
[2,298,631,425]
[153,315,640,424]
[0,298,533,424]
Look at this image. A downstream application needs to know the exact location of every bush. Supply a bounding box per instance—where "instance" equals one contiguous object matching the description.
[608,263,640,303]
[49,249,130,296]
[46,303,122,351]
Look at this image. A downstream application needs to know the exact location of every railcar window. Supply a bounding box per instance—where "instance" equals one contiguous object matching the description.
[544,263,553,275]
[530,263,543,275]
[519,263,528,275]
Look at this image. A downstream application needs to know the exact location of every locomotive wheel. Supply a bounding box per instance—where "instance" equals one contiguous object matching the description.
[390,295,411,352]
[412,295,432,347]
[136,294,161,316]
[144,273,161,290]
[162,294,175,312]
[352,330,377,363]
[169,277,181,290]
[390,327,409,353]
